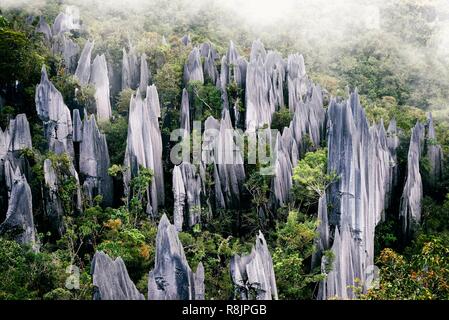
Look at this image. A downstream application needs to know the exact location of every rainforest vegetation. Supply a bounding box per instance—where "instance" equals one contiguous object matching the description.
[1,0,449,300]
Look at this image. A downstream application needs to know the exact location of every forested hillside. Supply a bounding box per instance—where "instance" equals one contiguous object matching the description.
[1,0,449,300]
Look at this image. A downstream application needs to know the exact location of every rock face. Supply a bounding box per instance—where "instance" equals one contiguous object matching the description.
[51,33,80,73]
[7,114,32,153]
[184,47,204,84]
[75,40,94,85]
[289,84,326,155]
[425,113,443,186]
[213,109,246,209]
[139,53,150,94]
[43,157,82,237]
[91,251,144,300]
[122,47,140,90]
[245,41,275,131]
[147,214,204,300]
[36,16,52,42]
[271,131,295,208]
[287,53,307,111]
[0,172,36,247]
[230,231,278,300]
[173,165,186,232]
[79,115,113,207]
[319,91,395,299]
[35,66,74,157]
[124,88,164,216]
[399,121,425,238]
[0,114,33,219]
[90,54,112,121]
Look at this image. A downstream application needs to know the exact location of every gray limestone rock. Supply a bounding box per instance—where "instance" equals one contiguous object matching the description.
[139,53,150,94]
[36,16,52,42]
[319,90,395,299]
[124,88,164,216]
[51,33,80,73]
[35,66,74,157]
[230,231,278,300]
[90,54,112,121]
[184,47,204,85]
[72,109,83,143]
[122,47,140,90]
[173,165,186,232]
[91,251,144,300]
[0,172,36,248]
[399,121,425,238]
[147,214,204,300]
[75,40,94,85]
[43,156,82,236]
[79,115,113,207]
[425,113,443,186]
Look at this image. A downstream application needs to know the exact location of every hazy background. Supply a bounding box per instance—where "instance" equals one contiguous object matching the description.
[2,0,449,117]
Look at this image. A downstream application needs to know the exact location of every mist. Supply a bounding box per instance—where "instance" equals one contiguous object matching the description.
[2,0,449,114]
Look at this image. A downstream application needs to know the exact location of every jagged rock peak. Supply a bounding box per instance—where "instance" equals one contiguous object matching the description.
[121,46,140,90]
[79,115,113,207]
[124,89,164,216]
[91,251,144,300]
[75,40,94,85]
[0,173,36,248]
[184,47,204,85]
[139,53,150,94]
[230,231,278,300]
[35,65,74,157]
[173,165,186,232]
[7,114,32,153]
[399,121,425,238]
[36,16,52,41]
[72,109,83,143]
[181,34,191,46]
[320,90,394,299]
[90,54,112,121]
[147,214,204,300]
[426,113,443,185]
[146,85,161,118]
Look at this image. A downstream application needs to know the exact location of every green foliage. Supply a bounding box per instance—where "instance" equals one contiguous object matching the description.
[115,89,134,116]
[363,236,449,300]
[272,211,324,299]
[292,149,337,210]
[102,116,128,165]
[179,230,251,300]
[271,107,293,132]
[187,81,222,122]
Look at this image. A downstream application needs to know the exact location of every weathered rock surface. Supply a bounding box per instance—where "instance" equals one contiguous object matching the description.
[173,165,186,232]
[75,40,94,85]
[230,231,278,300]
[214,109,245,209]
[0,172,36,247]
[124,88,164,216]
[79,115,113,207]
[426,113,443,186]
[184,47,204,85]
[91,251,144,300]
[147,214,204,300]
[51,33,80,73]
[287,53,307,111]
[289,83,326,155]
[399,121,425,238]
[90,54,112,121]
[122,47,140,90]
[43,157,82,236]
[319,91,395,299]
[35,66,74,157]
[139,53,150,94]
